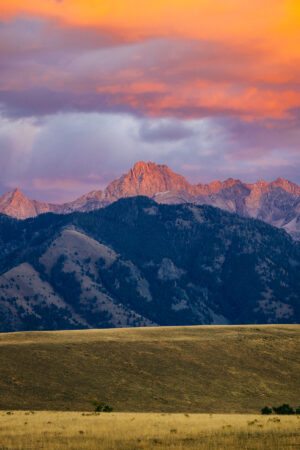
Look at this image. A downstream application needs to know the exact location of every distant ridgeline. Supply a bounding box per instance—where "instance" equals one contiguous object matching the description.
[0,161,300,240]
[0,196,299,331]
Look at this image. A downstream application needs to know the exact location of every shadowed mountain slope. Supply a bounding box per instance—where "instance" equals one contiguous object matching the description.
[0,197,299,331]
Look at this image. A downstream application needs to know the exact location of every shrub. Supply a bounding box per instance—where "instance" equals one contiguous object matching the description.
[261,406,272,415]
[296,407,300,414]
[103,404,113,412]
[272,404,295,415]
[92,398,113,413]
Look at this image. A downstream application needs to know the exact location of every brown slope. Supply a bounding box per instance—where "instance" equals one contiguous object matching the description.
[0,325,298,412]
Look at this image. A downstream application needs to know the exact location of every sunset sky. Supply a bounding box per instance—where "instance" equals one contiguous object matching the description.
[0,0,299,201]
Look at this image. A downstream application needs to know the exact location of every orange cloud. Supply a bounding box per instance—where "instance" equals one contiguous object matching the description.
[1,1,299,53]
[97,82,166,95]
[0,1,299,121]
[108,80,300,121]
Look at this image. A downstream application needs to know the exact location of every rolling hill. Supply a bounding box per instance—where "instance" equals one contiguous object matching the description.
[0,325,299,413]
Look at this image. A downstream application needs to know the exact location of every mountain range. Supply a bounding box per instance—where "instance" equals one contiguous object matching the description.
[1,161,300,239]
[0,196,299,331]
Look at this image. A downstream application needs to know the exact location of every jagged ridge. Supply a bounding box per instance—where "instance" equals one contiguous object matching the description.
[1,162,300,239]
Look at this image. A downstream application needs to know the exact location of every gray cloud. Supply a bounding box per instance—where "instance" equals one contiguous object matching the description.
[0,112,299,203]
[139,119,196,142]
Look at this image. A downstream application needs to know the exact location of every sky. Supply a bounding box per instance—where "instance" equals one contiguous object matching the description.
[0,0,299,202]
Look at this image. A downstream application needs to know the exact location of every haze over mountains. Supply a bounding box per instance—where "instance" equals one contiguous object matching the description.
[1,162,300,240]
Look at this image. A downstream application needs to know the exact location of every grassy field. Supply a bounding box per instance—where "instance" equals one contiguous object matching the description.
[0,411,299,449]
[0,325,299,413]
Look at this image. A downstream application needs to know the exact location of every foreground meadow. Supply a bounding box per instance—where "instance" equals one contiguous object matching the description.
[0,411,299,449]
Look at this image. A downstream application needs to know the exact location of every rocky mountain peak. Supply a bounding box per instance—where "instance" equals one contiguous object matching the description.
[271,177,300,195]
[0,188,37,219]
[0,163,300,239]
[223,178,242,188]
[9,188,26,200]
[1,188,27,206]
[132,160,158,173]
[104,161,199,200]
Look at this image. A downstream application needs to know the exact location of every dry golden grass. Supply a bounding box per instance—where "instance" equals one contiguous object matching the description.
[0,325,299,413]
[0,411,299,449]
[0,326,299,448]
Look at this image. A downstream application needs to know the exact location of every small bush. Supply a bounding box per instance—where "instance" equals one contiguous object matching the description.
[92,398,113,413]
[272,404,295,415]
[261,406,272,415]
[296,407,300,414]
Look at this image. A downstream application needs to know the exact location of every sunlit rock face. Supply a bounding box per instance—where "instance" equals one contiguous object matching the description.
[103,161,200,200]
[0,189,63,219]
[0,162,300,239]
